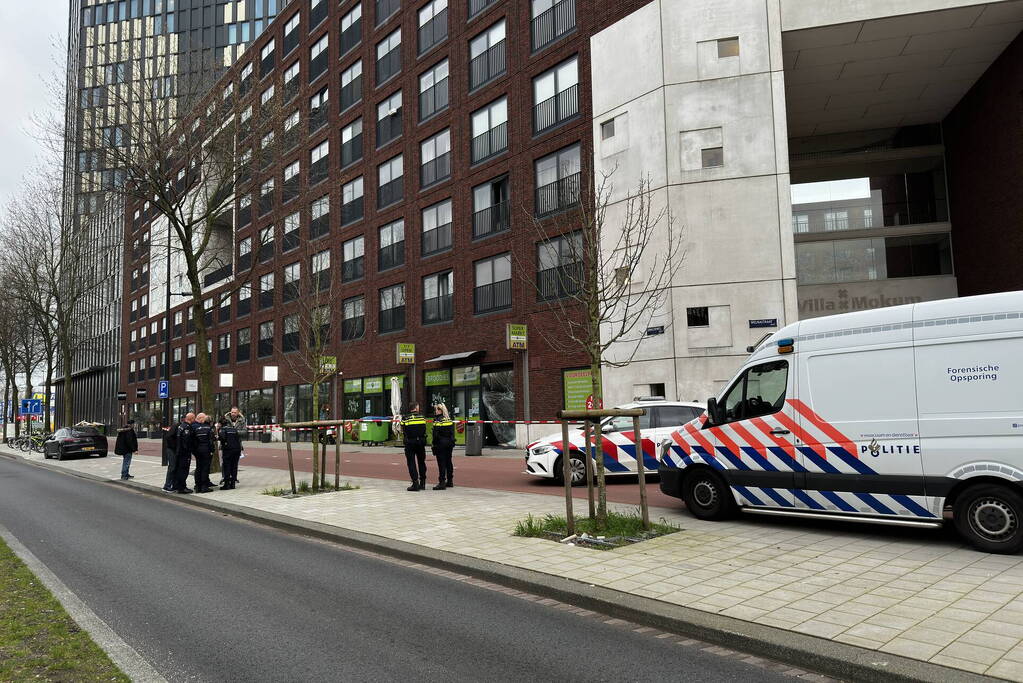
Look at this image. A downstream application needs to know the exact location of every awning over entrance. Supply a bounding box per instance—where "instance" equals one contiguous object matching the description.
[424,350,484,363]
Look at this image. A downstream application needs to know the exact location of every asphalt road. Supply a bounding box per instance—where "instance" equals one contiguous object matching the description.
[0,456,798,682]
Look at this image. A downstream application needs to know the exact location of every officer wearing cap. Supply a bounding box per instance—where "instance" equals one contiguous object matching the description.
[401,404,428,491]
[430,404,455,490]
[192,413,215,493]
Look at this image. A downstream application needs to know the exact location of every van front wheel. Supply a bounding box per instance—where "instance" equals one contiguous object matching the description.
[954,484,1023,554]
[683,470,736,520]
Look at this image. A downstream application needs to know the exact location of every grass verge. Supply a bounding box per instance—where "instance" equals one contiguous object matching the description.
[262,480,361,497]
[514,510,680,550]
[0,537,128,682]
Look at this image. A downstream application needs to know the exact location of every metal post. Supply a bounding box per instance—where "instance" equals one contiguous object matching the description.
[285,427,297,495]
[334,429,341,490]
[633,414,651,530]
[583,422,595,519]
[522,349,530,422]
[561,419,574,536]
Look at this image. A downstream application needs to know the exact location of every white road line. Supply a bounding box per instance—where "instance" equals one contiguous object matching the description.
[0,522,167,683]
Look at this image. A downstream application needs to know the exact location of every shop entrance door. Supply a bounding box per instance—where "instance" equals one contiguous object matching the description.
[482,366,515,446]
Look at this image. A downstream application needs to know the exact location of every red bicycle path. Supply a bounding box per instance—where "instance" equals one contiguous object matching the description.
[134,440,682,509]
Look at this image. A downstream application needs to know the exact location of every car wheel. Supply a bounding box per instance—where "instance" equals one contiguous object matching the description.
[56,446,65,461]
[554,453,588,487]
[954,483,1023,554]
[682,469,736,520]
[43,448,51,460]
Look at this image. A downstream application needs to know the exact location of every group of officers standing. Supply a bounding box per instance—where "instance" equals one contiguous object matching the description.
[401,403,456,491]
[162,407,247,494]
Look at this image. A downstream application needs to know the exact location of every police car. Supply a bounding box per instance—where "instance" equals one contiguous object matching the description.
[658,291,1023,554]
[526,398,705,485]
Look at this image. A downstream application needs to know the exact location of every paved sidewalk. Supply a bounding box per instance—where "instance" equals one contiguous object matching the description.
[9,447,1023,680]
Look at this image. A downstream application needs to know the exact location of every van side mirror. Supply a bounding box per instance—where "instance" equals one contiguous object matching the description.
[706,397,724,425]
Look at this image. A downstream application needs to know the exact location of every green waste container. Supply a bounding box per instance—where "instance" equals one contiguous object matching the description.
[359,416,391,444]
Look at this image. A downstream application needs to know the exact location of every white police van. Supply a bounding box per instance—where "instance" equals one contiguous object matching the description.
[658,291,1023,553]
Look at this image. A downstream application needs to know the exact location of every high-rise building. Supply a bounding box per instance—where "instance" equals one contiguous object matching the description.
[60,0,282,425]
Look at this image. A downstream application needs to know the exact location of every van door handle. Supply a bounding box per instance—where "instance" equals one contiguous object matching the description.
[770,429,790,435]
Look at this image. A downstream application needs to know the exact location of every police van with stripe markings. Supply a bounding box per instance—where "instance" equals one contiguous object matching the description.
[658,291,1023,554]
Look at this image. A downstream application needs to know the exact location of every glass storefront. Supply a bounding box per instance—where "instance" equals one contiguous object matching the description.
[424,364,516,446]
[796,233,952,285]
[342,374,406,418]
[238,388,274,426]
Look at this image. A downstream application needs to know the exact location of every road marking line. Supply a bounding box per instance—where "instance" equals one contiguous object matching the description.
[0,522,167,683]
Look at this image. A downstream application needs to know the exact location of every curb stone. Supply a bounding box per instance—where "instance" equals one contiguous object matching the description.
[2,449,1003,683]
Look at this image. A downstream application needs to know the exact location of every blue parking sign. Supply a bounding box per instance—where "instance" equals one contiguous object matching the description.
[20,399,42,415]
[158,381,169,399]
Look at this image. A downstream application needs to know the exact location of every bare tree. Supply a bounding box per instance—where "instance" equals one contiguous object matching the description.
[520,170,682,528]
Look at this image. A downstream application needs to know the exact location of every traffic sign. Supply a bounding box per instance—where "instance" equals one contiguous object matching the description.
[136,388,147,399]
[158,380,169,399]
[20,399,43,415]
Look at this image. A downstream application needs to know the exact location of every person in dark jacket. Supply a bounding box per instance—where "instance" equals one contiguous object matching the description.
[430,404,455,490]
[114,420,139,480]
[401,404,428,491]
[218,418,242,490]
[192,413,215,493]
[172,412,196,493]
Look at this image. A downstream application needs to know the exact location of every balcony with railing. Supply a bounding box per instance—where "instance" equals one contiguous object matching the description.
[342,134,363,168]
[342,197,364,225]
[532,0,576,52]
[422,222,452,256]
[341,20,361,56]
[422,294,453,324]
[418,9,448,54]
[260,50,275,77]
[342,256,365,282]
[310,156,328,185]
[472,201,509,239]
[237,297,251,317]
[377,113,402,147]
[379,242,404,270]
[379,306,405,334]
[309,105,327,133]
[313,268,331,291]
[310,212,330,239]
[376,47,401,85]
[535,172,580,216]
[217,346,230,365]
[537,261,584,301]
[341,316,365,341]
[468,0,497,18]
[282,330,299,352]
[283,29,299,56]
[259,192,274,215]
[310,0,327,28]
[237,343,250,363]
[259,289,275,309]
[474,279,512,314]
[376,0,400,24]
[283,280,300,302]
[469,40,505,90]
[421,153,450,188]
[534,84,579,134]
[258,338,273,357]
[203,263,233,287]
[282,229,299,252]
[283,176,299,203]
[419,78,449,121]
[341,76,362,111]
[378,177,403,208]
[309,49,327,82]
[471,122,507,164]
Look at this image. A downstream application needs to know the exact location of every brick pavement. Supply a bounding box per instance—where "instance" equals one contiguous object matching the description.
[8,447,1023,680]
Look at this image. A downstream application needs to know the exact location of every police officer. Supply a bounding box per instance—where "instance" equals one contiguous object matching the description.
[218,418,242,490]
[172,412,197,494]
[431,404,455,490]
[401,403,428,491]
[192,413,215,493]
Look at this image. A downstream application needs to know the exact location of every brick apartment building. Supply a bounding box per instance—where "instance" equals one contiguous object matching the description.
[122,0,654,445]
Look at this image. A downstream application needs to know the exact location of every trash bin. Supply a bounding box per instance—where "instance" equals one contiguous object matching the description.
[464,422,483,456]
[359,416,391,445]
[345,420,361,443]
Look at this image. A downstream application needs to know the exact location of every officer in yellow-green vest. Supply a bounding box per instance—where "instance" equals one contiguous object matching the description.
[401,404,428,491]
[430,403,456,490]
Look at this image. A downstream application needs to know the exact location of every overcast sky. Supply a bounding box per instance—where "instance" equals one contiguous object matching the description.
[0,0,67,210]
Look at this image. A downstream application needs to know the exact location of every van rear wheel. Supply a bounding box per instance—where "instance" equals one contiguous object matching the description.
[953,484,1023,554]
[683,469,736,520]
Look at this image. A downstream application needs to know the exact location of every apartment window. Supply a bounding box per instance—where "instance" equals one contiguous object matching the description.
[341,61,363,111]
[341,4,362,56]
[342,236,365,282]
[261,84,276,107]
[260,178,275,215]
[186,343,197,373]
[129,360,136,384]
[237,328,251,362]
[342,177,365,225]
[238,195,253,228]
[421,199,452,256]
[260,131,276,171]
[687,306,709,327]
[309,86,329,132]
[240,62,254,95]
[378,156,404,208]
[376,91,403,147]
[282,314,300,352]
[309,33,329,82]
[376,0,399,25]
[537,231,583,300]
[259,226,275,262]
[419,59,449,121]
[217,334,231,366]
[310,140,329,185]
[474,253,512,314]
[130,329,137,353]
[341,118,363,168]
[469,20,505,90]
[238,284,253,317]
[310,194,330,239]
[422,271,453,324]
[531,0,576,52]
[310,0,327,28]
[533,56,578,134]
[863,208,874,229]
[261,39,276,76]
[418,0,448,55]
[284,110,301,148]
[535,144,581,216]
[702,147,724,168]
[471,97,508,164]
[312,249,331,291]
[283,161,300,203]
[379,284,405,333]
[239,150,253,186]
[283,212,300,252]
[472,175,510,239]
[218,293,231,323]
[283,61,300,101]
[258,321,274,357]
[173,311,184,338]
[379,219,405,271]
[421,129,451,187]
[172,348,182,374]
[239,104,253,138]
[259,272,275,309]
[718,37,740,58]
[283,12,300,55]
[342,296,366,341]
[376,29,402,86]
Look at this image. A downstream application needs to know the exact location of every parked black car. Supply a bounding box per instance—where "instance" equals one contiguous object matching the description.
[43,427,108,460]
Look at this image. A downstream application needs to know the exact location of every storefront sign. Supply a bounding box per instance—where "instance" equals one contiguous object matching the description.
[563,368,593,411]
[506,323,528,350]
[424,369,450,387]
[396,343,416,364]
[185,379,199,392]
[452,365,480,387]
[343,378,363,393]
[364,376,384,394]
[319,356,337,372]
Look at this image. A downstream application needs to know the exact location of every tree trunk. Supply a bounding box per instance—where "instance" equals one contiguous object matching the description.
[24,362,34,433]
[310,384,320,491]
[43,359,53,432]
[61,347,74,428]
[2,376,9,442]
[590,358,608,530]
